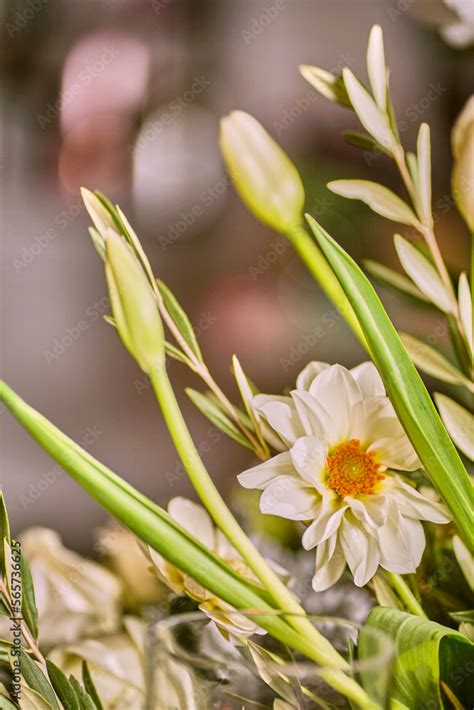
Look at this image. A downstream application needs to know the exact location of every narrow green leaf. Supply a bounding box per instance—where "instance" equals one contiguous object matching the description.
[363,259,430,302]
[82,661,104,710]
[366,25,386,110]
[0,694,18,709]
[299,65,351,106]
[450,610,474,624]
[0,492,11,576]
[21,554,38,640]
[306,215,473,549]
[342,68,395,152]
[343,131,386,154]
[93,191,123,233]
[327,180,418,226]
[434,394,474,461]
[400,333,472,389]
[0,381,329,662]
[20,650,59,710]
[417,123,432,221]
[46,660,81,710]
[68,677,96,710]
[87,228,105,261]
[186,388,253,451]
[157,280,203,361]
[164,341,190,365]
[394,234,454,313]
[362,607,474,708]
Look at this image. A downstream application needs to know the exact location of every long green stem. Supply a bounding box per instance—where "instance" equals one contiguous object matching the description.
[149,366,346,667]
[287,224,368,350]
[387,572,427,618]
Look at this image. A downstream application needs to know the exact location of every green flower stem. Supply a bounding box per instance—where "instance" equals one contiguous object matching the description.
[387,572,427,618]
[320,669,382,710]
[286,224,368,350]
[148,365,346,669]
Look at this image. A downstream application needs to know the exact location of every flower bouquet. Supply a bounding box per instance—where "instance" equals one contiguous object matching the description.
[1,25,472,710]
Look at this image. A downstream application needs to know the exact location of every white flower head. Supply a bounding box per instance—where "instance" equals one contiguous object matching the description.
[239,362,451,592]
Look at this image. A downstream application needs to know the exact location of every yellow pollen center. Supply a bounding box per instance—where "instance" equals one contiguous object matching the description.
[326,439,384,497]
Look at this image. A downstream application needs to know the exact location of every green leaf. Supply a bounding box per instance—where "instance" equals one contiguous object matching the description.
[299,65,351,106]
[400,333,472,389]
[417,123,432,222]
[0,695,18,709]
[69,677,96,710]
[21,554,38,640]
[87,228,105,261]
[363,259,430,302]
[82,661,104,710]
[0,380,330,664]
[450,610,474,624]
[20,650,59,710]
[394,235,455,313]
[156,280,202,362]
[327,180,418,227]
[366,25,386,110]
[46,660,81,710]
[343,131,386,154]
[186,388,253,451]
[434,394,474,461]
[81,189,117,237]
[306,215,473,549]
[0,492,11,576]
[164,341,190,365]
[342,68,395,152]
[362,607,474,708]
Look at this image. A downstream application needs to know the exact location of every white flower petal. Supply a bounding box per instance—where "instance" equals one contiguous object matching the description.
[311,537,346,592]
[345,495,389,528]
[290,436,328,490]
[260,475,318,520]
[291,390,338,443]
[252,394,304,446]
[296,361,330,391]
[309,365,363,441]
[302,503,347,550]
[350,397,401,444]
[376,503,416,571]
[238,452,294,490]
[388,478,451,523]
[350,362,385,398]
[168,498,215,549]
[340,517,380,587]
[368,434,420,471]
[403,517,426,570]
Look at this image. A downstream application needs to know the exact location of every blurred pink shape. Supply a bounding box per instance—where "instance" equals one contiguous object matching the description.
[60,30,150,136]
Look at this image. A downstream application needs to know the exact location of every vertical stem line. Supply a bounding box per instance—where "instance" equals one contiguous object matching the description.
[387,572,427,618]
[149,366,346,669]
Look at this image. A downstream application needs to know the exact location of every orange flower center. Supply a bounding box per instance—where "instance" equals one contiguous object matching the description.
[326,439,384,498]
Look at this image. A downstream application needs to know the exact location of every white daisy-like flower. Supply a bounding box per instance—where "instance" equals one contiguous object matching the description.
[238,362,451,591]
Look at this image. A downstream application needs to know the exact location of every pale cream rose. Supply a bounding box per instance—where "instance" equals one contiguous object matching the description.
[19,528,122,649]
[95,522,166,608]
[50,617,204,710]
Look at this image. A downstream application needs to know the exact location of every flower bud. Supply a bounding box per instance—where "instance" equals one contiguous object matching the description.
[219,111,305,233]
[105,230,165,374]
[451,96,474,232]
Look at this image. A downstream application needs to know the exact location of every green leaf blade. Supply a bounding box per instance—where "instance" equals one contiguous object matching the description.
[157,280,203,362]
[306,215,473,549]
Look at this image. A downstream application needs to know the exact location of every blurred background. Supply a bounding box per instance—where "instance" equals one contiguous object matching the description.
[1,0,472,550]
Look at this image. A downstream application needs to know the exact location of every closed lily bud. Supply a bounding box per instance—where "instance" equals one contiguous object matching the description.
[219,111,305,233]
[451,96,474,232]
[105,230,165,374]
